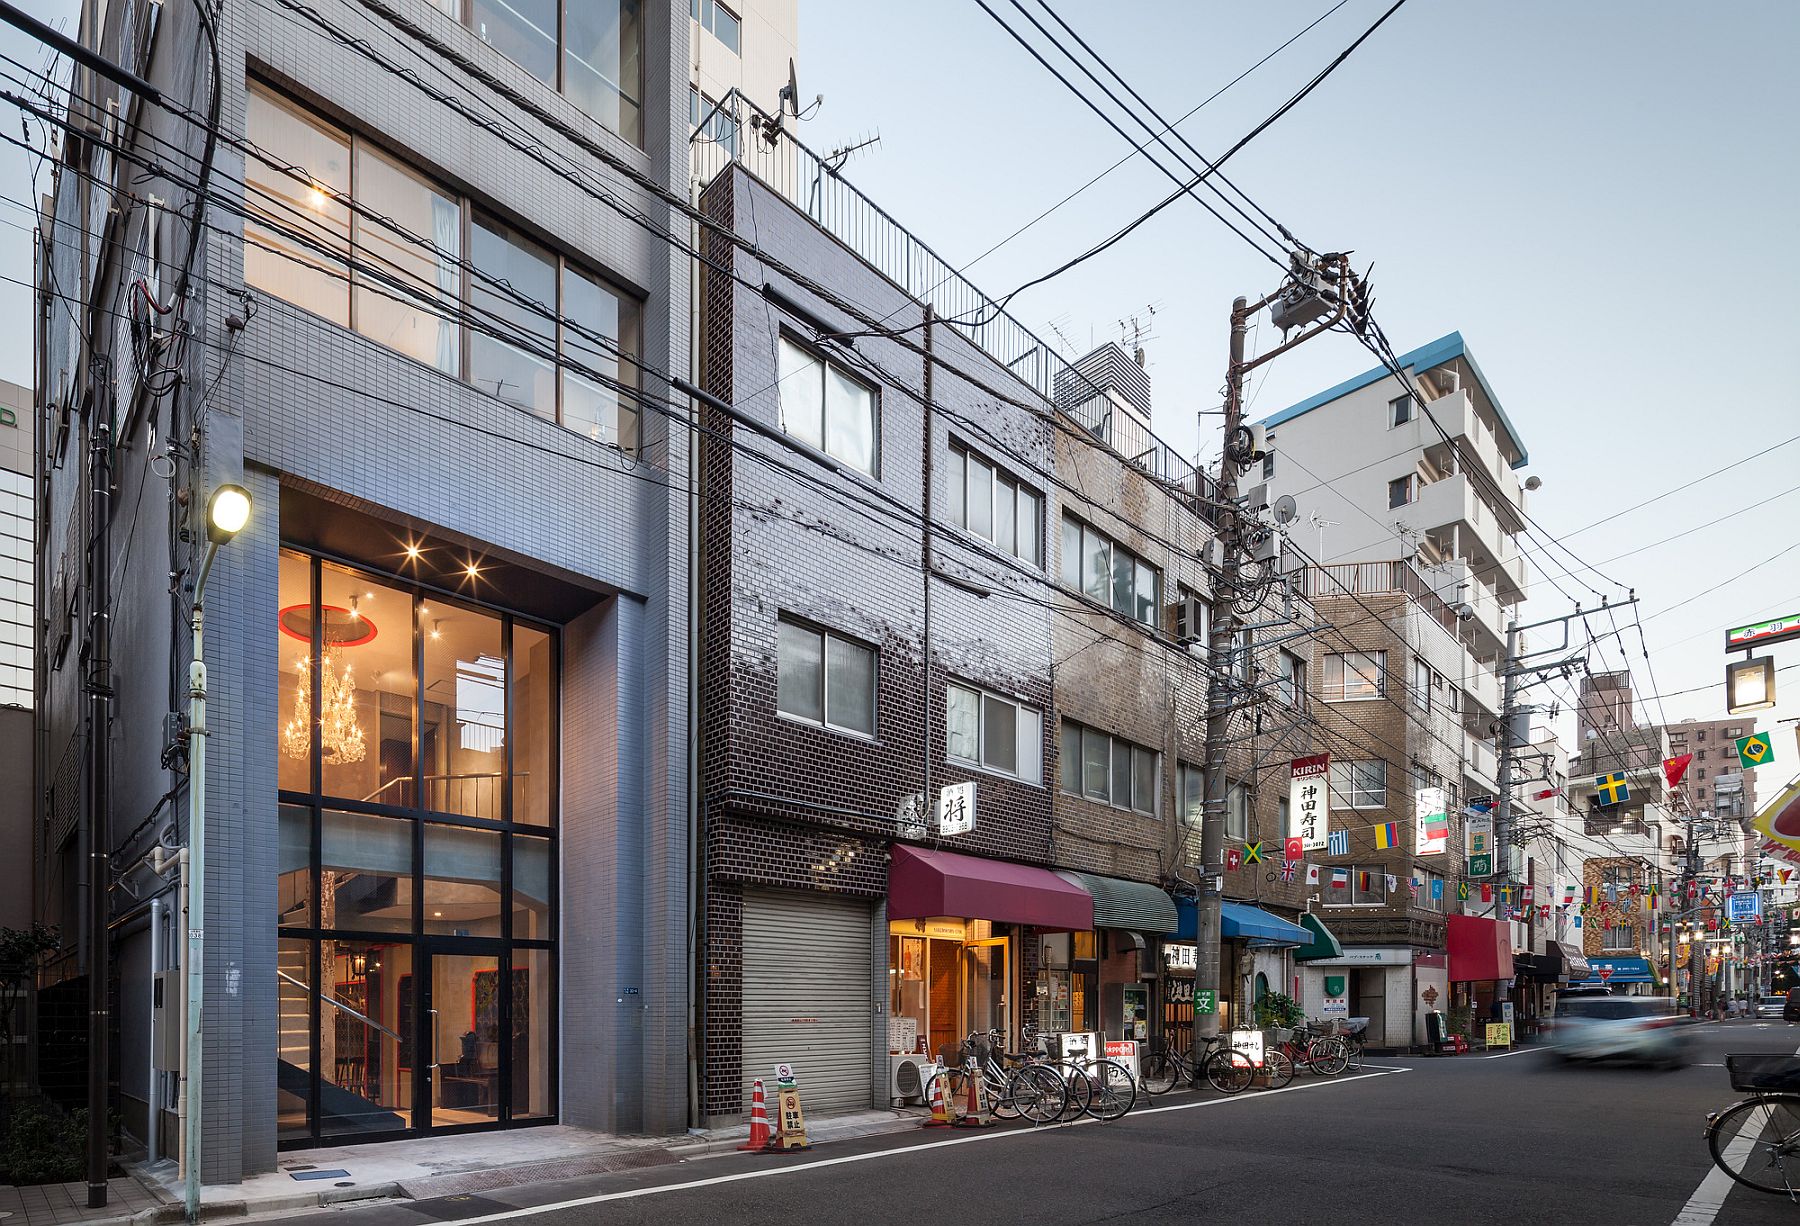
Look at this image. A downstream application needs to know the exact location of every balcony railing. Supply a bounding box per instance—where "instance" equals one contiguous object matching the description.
[692,91,1211,505]
[1301,560,1460,637]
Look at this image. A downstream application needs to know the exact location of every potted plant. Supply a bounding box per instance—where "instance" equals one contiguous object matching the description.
[1254,990,1305,1043]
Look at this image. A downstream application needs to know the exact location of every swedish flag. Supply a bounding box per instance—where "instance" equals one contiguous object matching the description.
[1595,772,1630,806]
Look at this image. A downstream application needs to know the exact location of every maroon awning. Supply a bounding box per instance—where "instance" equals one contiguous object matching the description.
[888,844,1093,930]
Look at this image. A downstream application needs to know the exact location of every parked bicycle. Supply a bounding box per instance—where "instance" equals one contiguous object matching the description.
[925,1029,1067,1124]
[1044,1033,1139,1121]
[1139,1032,1259,1096]
[1704,1053,1800,1196]
[1277,1022,1351,1076]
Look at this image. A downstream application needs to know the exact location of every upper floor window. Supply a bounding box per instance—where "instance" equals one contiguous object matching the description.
[1176,763,1204,827]
[947,442,1041,565]
[1350,865,1387,905]
[1260,451,1276,480]
[1169,586,1209,645]
[1330,759,1387,809]
[777,337,878,475]
[1059,721,1158,815]
[1060,514,1158,626]
[946,682,1042,784]
[1226,782,1250,841]
[776,618,875,736]
[1603,924,1633,951]
[1389,474,1417,509]
[244,83,642,451]
[431,1,642,145]
[1278,650,1305,707]
[1410,656,1446,713]
[1323,650,1385,701]
[691,0,740,53]
[1416,871,1444,912]
[689,87,739,158]
[1390,394,1412,427]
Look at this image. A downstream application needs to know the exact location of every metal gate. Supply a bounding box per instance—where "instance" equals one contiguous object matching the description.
[741,890,873,1113]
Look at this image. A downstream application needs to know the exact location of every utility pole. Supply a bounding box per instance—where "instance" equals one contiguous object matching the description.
[1493,621,1520,888]
[85,420,112,1209]
[1195,254,1354,1054]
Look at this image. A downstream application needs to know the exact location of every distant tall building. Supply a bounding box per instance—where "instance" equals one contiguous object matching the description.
[1662,717,1760,822]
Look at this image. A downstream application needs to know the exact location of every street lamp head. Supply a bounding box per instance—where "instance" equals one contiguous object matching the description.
[206,484,252,543]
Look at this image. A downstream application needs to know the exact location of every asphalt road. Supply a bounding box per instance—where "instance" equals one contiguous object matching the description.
[282,1021,1800,1226]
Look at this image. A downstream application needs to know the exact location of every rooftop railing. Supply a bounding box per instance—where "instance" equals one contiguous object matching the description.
[692,91,1209,504]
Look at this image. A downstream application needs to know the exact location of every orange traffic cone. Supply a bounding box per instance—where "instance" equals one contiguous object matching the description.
[739,1079,772,1150]
[954,1068,993,1128]
[922,1071,953,1128]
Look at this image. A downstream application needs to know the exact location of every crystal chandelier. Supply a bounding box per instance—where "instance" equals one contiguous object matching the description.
[281,646,366,764]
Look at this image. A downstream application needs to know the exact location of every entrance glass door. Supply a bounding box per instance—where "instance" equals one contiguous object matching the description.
[419,940,504,1131]
[964,939,1010,1043]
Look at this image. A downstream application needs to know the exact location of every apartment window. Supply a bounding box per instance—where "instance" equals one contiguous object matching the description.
[1698,749,1707,763]
[244,84,641,450]
[1330,759,1386,809]
[1351,866,1387,905]
[442,1,643,144]
[1323,650,1385,701]
[1698,731,1707,742]
[1176,763,1204,827]
[1724,726,1740,738]
[1060,515,1159,626]
[1060,721,1158,814]
[1603,924,1633,951]
[689,88,739,157]
[1226,783,1250,842]
[776,619,876,736]
[1277,651,1305,707]
[947,442,1042,564]
[777,337,878,475]
[1389,474,1417,509]
[691,0,740,53]
[1261,451,1276,479]
[1411,656,1445,713]
[471,213,643,450]
[1417,871,1444,912]
[946,682,1042,784]
[1391,395,1412,427]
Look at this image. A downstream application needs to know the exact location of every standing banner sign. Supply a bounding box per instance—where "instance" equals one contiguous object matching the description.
[1289,755,1331,851]
[1465,815,1494,878]
[1416,786,1449,855]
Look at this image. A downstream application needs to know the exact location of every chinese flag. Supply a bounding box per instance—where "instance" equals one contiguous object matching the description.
[1663,753,1693,789]
[1284,836,1303,864]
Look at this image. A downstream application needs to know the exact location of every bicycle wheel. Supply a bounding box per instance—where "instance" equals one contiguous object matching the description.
[1138,1051,1181,1096]
[1058,1064,1093,1120]
[1085,1059,1137,1120]
[1262,1048,1295,1089]
[1707,1096,1800,1195]
[1204,1049,1254,1095]
[987,1064,1020,1120]
[1007,1063,1068,1124]
[1310,1037,1350,1076]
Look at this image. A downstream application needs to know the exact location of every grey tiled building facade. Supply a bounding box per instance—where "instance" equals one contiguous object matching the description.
[38,0,692,1180]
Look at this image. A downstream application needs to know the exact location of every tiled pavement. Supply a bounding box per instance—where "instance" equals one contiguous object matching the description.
[0,1176,162,1226]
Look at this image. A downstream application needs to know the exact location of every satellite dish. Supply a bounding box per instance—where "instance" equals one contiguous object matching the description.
[780,57,800,118]
[1273,494,1298,525]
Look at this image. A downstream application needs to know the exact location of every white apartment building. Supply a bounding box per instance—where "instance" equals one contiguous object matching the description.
[689,0,799,155]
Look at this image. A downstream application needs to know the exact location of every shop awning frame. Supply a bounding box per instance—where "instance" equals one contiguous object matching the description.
[1571,955,1655,985]
[1220,902,1309,947]
[1294,912,1344,962]
[1054,871,1178,933]
[887,844,1093,930]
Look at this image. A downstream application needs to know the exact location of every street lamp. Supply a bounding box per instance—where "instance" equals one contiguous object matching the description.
[1725,656,1776,714]
[185,483,250,1224]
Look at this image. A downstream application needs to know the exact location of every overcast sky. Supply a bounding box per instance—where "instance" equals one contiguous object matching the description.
[2,1,1795,781]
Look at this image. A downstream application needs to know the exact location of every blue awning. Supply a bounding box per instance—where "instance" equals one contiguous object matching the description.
[1220,902,1309,947]
[1172,897,1198,941]
[1572,956,1655,984]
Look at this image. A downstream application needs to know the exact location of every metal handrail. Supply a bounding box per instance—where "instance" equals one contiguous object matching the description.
[359,771,521,804]
[278,969,401,1042]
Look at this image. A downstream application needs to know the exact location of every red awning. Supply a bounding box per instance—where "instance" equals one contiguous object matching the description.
[888,844,1093,930]
[1447,914,1511,982]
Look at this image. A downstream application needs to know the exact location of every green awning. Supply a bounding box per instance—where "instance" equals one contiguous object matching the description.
[1054,871,1178,932]
[1294,912,1344,962]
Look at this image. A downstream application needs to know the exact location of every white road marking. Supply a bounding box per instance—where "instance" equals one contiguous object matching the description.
[1480,1046,1553,1060]
[1672,1106,1766,1225]
[426,1068,1412,1224]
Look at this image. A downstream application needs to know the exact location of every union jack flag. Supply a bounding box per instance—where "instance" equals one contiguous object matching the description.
[1280,861,1297,882]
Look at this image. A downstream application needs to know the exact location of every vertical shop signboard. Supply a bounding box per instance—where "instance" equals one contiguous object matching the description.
[1465,815,1494,878]
[1416,786,1449,855]
[1289,754,1331,851]
[1322,974,1349,1017]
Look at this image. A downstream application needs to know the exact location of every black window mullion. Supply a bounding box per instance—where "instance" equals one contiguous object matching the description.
[307,935,321,1141]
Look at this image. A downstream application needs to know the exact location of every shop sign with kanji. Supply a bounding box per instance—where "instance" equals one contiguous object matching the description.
[1289,754,1330,851]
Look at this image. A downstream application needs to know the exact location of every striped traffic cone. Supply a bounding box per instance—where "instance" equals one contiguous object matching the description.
[953,1068,993,1128]
[922,1070,953,1128]
[739,1079,772,1150]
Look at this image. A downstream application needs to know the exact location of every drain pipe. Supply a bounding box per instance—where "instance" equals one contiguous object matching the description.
[148,896,163,1167]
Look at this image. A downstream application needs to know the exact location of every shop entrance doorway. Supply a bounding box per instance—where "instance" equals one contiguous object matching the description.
[888,921,1013,1060]
[965,939,1009,1040]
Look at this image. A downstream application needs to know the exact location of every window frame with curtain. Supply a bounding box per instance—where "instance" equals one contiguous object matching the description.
[944,680,1042,784]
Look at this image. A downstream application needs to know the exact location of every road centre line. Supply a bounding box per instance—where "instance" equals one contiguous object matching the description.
[428,1068,1413,1225]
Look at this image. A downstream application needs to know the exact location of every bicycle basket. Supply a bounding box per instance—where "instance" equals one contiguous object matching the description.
[1269,1027,1295,1045]
[1726,1054,1800,1093]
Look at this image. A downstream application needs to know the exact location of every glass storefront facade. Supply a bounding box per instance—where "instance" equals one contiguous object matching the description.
[277,549,557,1144]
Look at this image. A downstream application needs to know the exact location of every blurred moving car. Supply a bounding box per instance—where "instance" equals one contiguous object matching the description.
[1552,996,1692,1067]
[1756,995,1788,1020]
[1785,989,1800,1024]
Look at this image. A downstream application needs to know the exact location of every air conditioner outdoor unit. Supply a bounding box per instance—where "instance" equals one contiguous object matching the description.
[889,1054,935,1106]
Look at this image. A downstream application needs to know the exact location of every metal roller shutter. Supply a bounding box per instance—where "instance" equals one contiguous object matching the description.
[742,890,873,1114]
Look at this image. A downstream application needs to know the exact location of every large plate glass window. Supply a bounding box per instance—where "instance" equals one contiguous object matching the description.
[276,549,559,1145]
